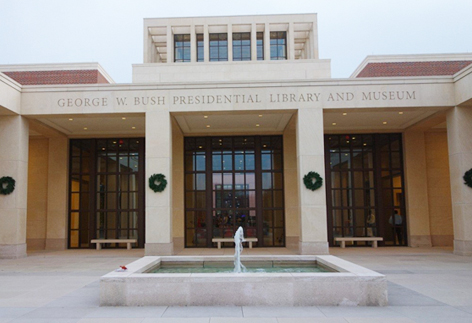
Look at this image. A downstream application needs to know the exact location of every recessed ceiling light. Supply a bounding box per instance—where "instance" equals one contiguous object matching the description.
[204,115,208,119]
[256,124,260,127]
[113,141,117,144]
[342,113,347,116]
[122,117,126,120]
[102,148,105,150]
[198,146,203,149]
[83,127,88,130]
[206,125,210,128]
[363,143,367,146]
[68,118,73,121]
[352,137,356,140]
[399,112,404,115]
[383,121,387,125]
[132,126,136,129]
[258,114,263,117]
[332,123,337,126]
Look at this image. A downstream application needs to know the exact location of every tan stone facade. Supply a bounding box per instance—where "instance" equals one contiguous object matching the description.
[1,14,472,258]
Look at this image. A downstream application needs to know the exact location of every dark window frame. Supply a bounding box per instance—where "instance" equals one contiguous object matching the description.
[232,32,251,61]
[209,33,228,62]
[270,31,287,60]
[174,34,191,62]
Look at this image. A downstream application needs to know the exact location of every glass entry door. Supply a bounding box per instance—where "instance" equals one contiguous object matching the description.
[325,134,407,246]
[184,136,284,248]
[68,138,145,248]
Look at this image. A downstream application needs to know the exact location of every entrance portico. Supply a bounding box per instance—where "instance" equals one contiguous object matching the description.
[1,14,472,258]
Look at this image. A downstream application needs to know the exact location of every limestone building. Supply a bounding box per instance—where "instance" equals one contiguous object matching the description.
[1,13,472,258]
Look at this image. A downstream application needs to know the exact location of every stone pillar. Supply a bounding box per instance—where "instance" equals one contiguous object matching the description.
[251,23,257,61]
[0,116,29,258]
[190,24,196,63]
[204,24,209,63]
[403,130,432,247]
[227,24,233,62]
[288,22,295,60]
[296,109,328,254]
[45,137,68,250]
[264,23,270,61]
[167,25,173,64]
[145,110,173,255]
[447,106,472,255]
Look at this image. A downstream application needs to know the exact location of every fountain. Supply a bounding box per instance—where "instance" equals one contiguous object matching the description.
[233,226,246,273]
[99,230,388,306]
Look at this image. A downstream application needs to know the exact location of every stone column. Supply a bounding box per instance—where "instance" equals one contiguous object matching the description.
[288,22,295,60]
[204,24,209,63]
[0,116,29,258]
[190,24,196,63]
[227,24,233,62]
[447,106,472,255]
[296,108,328,254]
[45,137,68,250]
[403,130,432,247]
[167,25,173,64]
[145,110,173,255]
[264,23,270,61]
[251,23,257,61]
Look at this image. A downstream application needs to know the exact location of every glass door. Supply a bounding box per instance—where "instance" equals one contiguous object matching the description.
[184,136,284,248]
[325,134,407,246]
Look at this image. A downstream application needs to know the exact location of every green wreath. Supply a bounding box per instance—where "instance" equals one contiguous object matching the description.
[0,176,16,195]
[464,169,472,189]
[303,171,323,191]
[149,173,167,193]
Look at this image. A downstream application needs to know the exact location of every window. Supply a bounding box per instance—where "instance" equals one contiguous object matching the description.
[257,32,264,60]
[232,32,251,61]
[209,33,228,61]
[197,34,204,62]
[174,34,190,62]
[270,31,286,60]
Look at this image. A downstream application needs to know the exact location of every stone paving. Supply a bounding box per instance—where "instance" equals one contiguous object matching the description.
[1,247,472,322]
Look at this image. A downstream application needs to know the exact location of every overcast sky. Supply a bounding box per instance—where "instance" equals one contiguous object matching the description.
[1,0,471,83]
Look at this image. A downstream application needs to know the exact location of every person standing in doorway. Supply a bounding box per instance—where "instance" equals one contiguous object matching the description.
[389,210,403,245]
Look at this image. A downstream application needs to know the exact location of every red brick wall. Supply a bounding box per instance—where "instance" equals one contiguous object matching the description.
[2,70,110,85]
[356,61,472,78]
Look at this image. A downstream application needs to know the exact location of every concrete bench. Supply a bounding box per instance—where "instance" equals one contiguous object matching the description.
[212,237,258,249]
[334,237,383,248]
[91,239,137,250]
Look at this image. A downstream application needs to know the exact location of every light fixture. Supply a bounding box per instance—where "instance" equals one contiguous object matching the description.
[352,137,356,140]
[399,112,404,115]
[332,123,337,126]
[383,121,387,125]
[342,113,347,116]
[206,125,210,128]
[113,141,117,144]
[363,143,367,146]
[256,124,260,127]
[132,126,136,129]
[204,115,208,119]
[83,127,88,130]
[258,114,263,117]
[102,147,105,150]
[122,117,126,120]
[68,118,73,121]
[198,146,203,149]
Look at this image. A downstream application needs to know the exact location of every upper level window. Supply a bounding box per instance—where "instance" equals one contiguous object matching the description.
[270,31,286,60]
[233,33,251,61]
[174,34,190,62]
[209,33,228,61]
[257,32,264,60]
[197,34,204,62]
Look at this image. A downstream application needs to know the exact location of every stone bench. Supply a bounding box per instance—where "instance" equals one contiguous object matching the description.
[212,237,258,249]
[334,237,383,248]
[91,239,137,250]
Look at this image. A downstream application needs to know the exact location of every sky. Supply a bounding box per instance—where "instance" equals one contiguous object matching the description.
[1,0,471,83]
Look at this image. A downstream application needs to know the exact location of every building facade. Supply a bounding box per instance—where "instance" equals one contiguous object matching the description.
[1,14,472,258]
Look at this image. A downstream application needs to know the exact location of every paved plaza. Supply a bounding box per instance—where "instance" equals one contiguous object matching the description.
[1,247,472,322]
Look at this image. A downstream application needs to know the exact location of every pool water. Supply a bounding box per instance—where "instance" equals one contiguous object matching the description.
[147,261,334,273]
